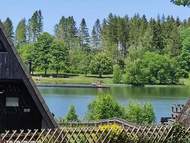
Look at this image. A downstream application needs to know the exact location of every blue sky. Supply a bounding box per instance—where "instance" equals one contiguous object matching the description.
[0,0,189,34]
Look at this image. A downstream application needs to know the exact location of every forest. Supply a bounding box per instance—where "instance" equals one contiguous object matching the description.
[1,0,190,85]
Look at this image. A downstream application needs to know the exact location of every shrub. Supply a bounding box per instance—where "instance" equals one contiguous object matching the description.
[65,105,79,122]
[125,102,155,124]
[86,94,124,120]
[99,124,139,143]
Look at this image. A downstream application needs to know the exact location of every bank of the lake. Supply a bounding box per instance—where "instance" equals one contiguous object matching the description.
[38,85,190,123]
[33,75,113,85]
[33,75,190,87]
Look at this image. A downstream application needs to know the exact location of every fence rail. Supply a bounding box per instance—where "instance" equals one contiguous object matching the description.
[0,126,172,143]
[1,118,189,143]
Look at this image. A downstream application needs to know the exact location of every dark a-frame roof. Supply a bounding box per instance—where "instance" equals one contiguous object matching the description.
[0,22,58,129]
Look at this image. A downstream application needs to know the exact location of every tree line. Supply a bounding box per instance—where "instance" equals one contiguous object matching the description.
[1,8,190,85]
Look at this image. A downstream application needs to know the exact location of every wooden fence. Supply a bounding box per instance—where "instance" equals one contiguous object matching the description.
[1,118,190,143]
[0,126,172,143]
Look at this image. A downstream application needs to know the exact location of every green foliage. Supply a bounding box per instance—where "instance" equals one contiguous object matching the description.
[102,13,129,61]
[28,10,43,42]
[86,94,124,120]
[99,124,139,143]
[33,32,53,75]
[125,52,180,85]
[90,53,113,77]
[79,18,90,52]
[150,19,164,53]
[113,64,122,83]
[10,12,190,85]
[18,44,34,63]
[65,105,79,122]
[91,19,101,49]
[3,17,14,41]
[68,49,90,74]
[50,39,69,75]
[166,123,190,143]
[79,54,92,75]
[125,102,155,124]
[55,16,78,49]
[86,94,155,124]
[178,27,190,77]
[171,0,190,6]
[15,19,27,47]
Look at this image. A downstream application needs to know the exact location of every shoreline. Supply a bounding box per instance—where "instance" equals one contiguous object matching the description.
[37,83,110,89]
[33,76,189,88]
[36,83,186,88]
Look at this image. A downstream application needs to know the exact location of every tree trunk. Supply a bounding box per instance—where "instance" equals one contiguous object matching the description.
[44,69,47,76]
[56,69,59,78]
[99,72,102,78]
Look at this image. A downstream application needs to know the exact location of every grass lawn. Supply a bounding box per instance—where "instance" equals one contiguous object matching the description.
[182,78,190,86]
[32,74,113,85]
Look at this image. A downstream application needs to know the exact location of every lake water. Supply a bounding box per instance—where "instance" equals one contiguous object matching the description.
[38,85,190,122]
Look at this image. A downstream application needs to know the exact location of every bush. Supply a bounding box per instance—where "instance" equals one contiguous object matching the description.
[65,105,79,122]
[86,94,155,125]
[99,124,139,143]
[113,64,122,84]
[86,94,124,120]
[125,52,180,85]
[125,102,155,124]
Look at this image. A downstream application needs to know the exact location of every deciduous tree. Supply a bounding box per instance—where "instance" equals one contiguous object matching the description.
[90,53,113,77]
[51,39,69,75]
[33,32,53,75]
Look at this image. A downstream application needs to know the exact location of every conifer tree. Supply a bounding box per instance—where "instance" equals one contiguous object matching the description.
[15,19,27,47]
[28,10,43,43]
[91,19,101,49]
[79,18,90,52]
[3,17,14,41]
[55,16,78,49]
[150,19,164,53]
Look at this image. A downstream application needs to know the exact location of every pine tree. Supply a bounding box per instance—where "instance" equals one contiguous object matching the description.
[55,16,66,40]
[150,19,164,53]
[65,16,78,48]
[3,17,14,41]
[91,19,101,49]
[79,18,90,52]
[162,16,181,56]
[28,10,43,43]
[15,19,27,47]
[55,16,78,49]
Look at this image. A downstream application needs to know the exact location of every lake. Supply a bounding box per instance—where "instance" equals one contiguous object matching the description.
[38,85,190,122]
